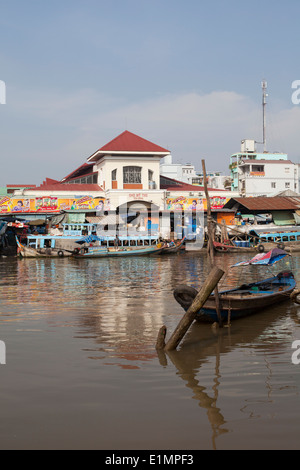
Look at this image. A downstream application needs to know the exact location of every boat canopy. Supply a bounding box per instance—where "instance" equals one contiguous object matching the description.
[231,248,289,267]
[76,235,104,245]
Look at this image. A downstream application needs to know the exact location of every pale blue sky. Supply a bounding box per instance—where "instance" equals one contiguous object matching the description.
[1,0,300,186]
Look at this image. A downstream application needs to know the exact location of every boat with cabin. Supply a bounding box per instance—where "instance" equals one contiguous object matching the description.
[213,226,300,253]
[16,222,162,258]
[72,235,163,258]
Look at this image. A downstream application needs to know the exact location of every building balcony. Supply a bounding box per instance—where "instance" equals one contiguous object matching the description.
[249,171,265,177]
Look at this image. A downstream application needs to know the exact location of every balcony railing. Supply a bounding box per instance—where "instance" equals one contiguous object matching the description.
[250,171,265,176]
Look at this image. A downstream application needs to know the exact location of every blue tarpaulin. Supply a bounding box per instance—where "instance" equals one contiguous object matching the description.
[231,248,289,267]
[76,235,104,245]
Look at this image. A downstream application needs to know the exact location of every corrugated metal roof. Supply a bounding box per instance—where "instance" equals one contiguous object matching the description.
[224,196,300,211]
[97,214,125,225]
[86,216,102,224]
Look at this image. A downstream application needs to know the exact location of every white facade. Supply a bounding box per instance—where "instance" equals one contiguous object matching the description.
[230,139,289,193]
[160,155,201,185]
[238,159,299,196]
[93,155,161,192]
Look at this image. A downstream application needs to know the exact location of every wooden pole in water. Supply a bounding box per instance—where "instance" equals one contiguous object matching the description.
[156,325,167,350]
[164,265,224,351]
[202,159,214,263]
[202,159,222,326]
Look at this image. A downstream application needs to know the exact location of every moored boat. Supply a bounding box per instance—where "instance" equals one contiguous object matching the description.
[72,243,163,258]
[213,240,256,253]
[214,227,300,254]
[16,237,70,258]
[173,248,296,323]
[160,237,186,254]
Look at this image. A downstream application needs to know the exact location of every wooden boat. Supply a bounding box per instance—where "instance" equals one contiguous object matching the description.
[213,240,255,253]
[16,237,70,258]
[72,243,163,258]
[173,248,296,323]
[214,227,300,254]
[160,237,186,254]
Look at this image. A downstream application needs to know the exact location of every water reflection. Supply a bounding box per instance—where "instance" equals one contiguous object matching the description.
[157,300,300,449]
[160,329,229,450]
[1,252,300,449]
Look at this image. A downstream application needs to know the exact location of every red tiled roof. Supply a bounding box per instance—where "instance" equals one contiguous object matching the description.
[7,184,36,188]
[88,130,170,161]
[61,163,94,182]
[34,183,103,192]
[39,178,60,186]
[160,175,224,192]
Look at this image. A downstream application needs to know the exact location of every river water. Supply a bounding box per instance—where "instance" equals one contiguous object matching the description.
[0,250,300,450]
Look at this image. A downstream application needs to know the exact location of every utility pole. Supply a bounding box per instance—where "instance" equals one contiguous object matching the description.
[262,80,268,152]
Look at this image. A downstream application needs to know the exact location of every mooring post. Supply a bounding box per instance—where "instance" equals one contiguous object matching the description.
[156,325,167,350]
[164,265,224,351]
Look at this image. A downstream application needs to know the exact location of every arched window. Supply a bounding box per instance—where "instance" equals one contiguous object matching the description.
[123,166,142,184]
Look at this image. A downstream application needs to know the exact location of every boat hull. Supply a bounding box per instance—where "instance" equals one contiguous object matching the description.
[213,240,300,254]
[18,247,70,258]
[174,273,296,323]
[160,237,186,254]
[72,245,163,258]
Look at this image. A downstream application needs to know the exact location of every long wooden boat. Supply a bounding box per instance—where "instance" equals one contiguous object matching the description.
[160,237,186,254]
[213,239,300,254]
[213,240,255,253]
[16,237,70,258]
[72,243,163,258]
[173,249,296,323]
[214,227,300,254]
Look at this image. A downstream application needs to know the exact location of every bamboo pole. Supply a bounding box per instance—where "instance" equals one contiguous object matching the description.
[164,265,224,351]
[202,159,222,326]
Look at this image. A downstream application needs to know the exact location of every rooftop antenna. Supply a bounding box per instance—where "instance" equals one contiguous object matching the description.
[262,80,268,152]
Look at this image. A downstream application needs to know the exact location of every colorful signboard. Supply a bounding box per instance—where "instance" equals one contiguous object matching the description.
[0,196,106,214]
[166,196,229,210]
[0,194,229,214]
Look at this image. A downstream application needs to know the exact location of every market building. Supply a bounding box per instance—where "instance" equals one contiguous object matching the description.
[1,130,237,239]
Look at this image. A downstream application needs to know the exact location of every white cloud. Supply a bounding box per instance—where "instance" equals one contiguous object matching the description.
[1,87,300,186]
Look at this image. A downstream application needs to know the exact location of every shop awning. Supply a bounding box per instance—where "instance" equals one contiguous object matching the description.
[97,214,125,226]
[294,210,300,225]
[271,211,295,226]
[28,219,46,226]
[85,216,102,224]
[67,213,86,223]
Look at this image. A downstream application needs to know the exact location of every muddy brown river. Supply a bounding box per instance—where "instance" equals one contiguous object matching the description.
[0,251,300,450]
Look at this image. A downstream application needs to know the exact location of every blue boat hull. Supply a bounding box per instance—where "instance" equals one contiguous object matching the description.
[174,272,296,323]
[73,245,163,258]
